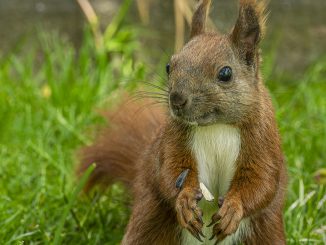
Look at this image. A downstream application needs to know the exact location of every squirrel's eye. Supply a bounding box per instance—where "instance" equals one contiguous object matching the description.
[166,63,170,75]
[218,66,232,82]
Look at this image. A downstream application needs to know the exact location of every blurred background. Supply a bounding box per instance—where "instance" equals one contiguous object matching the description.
[0,0,325,244]
[1,0,326,73]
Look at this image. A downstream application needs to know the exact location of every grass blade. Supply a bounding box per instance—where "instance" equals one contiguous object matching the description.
[53,164,96,245]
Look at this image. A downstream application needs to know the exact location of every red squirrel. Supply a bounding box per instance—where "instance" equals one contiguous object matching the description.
[79,0,287,244]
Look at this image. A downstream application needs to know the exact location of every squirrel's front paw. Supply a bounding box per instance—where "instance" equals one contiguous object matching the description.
[208,196,243,243]
[175,187,204,242]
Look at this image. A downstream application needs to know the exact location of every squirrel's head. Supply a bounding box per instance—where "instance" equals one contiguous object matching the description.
[167,0,267,126]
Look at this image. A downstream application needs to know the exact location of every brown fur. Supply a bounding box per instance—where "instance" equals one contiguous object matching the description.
[191,0,211,38]
[79,99,165,191]
[78,0,287,244]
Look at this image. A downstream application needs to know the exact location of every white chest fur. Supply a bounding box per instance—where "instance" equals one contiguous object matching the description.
[192,124,241,197]
[182,124,250,245]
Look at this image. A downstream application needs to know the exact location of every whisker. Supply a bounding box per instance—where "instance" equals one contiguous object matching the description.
[130,93,169,102]
[131,95,169,102]
[134,91,168,97]
[140,81,169,93]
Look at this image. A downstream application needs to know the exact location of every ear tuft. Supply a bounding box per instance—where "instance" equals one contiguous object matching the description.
[231,0,268,64]
[190,0,212,38]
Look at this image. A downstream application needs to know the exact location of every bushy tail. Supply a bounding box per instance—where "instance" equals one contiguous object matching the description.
[78,97,165,191]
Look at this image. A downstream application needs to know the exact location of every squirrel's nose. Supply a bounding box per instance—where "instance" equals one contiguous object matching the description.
[170,92,188,110]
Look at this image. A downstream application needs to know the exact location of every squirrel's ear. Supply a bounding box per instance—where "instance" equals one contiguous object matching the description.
[190,0,211,38]
[231,0,267,65]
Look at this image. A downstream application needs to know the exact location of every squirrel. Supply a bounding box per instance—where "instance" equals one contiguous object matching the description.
[78,0,287,244]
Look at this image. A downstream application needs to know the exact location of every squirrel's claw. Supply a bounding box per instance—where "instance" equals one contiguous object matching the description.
[175,169,190,189]
[207,212,221,227]
[188,225,204,242]
[209,196,243,243]
[176,187,204,242]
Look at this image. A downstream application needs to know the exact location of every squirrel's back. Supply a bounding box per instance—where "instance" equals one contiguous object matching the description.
[78,97,165,191]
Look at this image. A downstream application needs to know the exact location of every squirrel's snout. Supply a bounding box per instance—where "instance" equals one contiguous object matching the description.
[170,92,189,111]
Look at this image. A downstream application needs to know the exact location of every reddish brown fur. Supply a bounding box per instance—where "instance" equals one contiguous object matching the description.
[78,0,287,244]
[79,99,165,191]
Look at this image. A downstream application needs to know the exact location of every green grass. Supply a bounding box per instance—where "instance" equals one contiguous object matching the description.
[0,26,325,244]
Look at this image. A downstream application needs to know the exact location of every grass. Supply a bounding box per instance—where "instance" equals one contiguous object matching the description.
[0,25,325,245]
[265,60,326,244]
